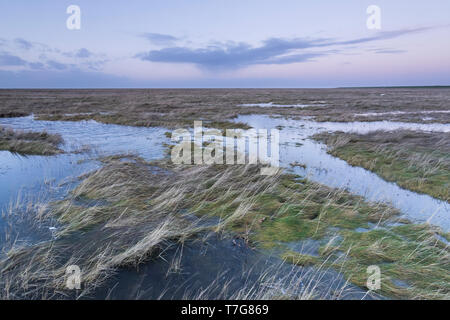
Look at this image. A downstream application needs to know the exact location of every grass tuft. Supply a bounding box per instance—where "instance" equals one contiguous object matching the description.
[0,126,63,155]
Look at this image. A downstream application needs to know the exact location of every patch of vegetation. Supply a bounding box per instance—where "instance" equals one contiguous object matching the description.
[37,113,251,131]
[0,126,63,155]
[1,89,448,130]
[290,162,306,169]
[1,151,448,299]
[0,157,201,299]
[151,156,448,299]
[314,130,450,202]
[329,225,450,299]
[281,251,319,266]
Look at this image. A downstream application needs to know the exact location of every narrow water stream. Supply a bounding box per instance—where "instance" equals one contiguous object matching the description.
[235,115,450,231]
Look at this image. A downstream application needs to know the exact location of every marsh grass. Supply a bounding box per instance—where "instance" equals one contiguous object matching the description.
[1,89,448,129]
[314,130,450,201]
[0,125,63,155]
[1,89,449,300]
[0,157,205,299]
[1,152,448,299]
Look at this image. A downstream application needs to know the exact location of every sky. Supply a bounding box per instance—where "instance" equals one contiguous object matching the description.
[0,0,449,88]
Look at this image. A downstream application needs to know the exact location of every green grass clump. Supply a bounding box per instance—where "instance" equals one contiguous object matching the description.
[314,130,450,201]
[256,215,326,247]
[176,160,448,299]
[281,251,320,266]
[325,225,450,299]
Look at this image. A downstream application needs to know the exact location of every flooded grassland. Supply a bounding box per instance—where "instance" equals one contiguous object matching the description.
[0,88,449,300]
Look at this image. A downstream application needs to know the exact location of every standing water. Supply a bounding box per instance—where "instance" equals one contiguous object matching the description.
[0,116,168,248]
[235,115,450,231]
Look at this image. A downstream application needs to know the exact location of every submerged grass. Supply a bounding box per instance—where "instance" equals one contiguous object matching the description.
[0,125,63,155]
[0,157,203,299]
[314,130,450,202]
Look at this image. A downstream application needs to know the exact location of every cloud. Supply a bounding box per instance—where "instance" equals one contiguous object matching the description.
[0,53,27,66]
[14,38,33,50]
[373,49,407,54]
[0,69,136,88]
[0,51,98,72]
[63,48,94,59]
[0,38,107,73]
[29,62,45,70]
[75,48,92,58]
[138,27,431,69]
[331,27,432,46]
[140,33,179,45]
[46,60,69,70]
[59,48,107,70]
[262,52,326,64]
[138,37,331,69]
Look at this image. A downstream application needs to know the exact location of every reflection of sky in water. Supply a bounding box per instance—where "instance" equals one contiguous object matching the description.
[0,152,96,208]
[0,116,168,239]
[236,115,450,231]
[0,115,168,155]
